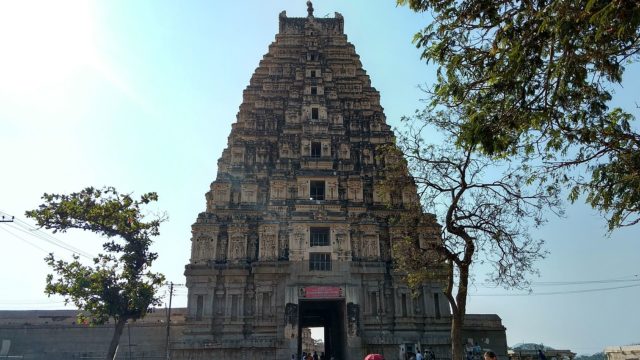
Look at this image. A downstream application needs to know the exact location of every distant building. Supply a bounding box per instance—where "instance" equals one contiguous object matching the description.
[509,344,576,360]
[302,328,315,354]
[462,315,509,359]
[605,345,640,360]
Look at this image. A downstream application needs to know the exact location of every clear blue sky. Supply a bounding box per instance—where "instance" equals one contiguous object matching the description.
[0,1,638,355]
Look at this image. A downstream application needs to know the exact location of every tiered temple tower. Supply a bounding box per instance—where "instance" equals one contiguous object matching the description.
[175,4,458,360]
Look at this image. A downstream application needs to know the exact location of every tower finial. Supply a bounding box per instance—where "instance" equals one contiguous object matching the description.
[307,1,314,17]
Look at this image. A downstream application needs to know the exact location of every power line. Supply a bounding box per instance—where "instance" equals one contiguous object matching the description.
[6,222,93,259]
[0,300,66,305]
[0,211,93,259]
[470,283,640,296]
[163,283,185,287]
[13,216,94,257]
[531,279,640,286]
[0,225,50,254]
[475,275,640,288]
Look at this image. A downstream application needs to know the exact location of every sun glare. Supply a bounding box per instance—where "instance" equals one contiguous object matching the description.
[0,1,98,101]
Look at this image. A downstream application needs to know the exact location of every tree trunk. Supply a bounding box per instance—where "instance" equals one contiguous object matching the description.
[450,264,470,360]
[450,310,464,360]
[106,318,127,360]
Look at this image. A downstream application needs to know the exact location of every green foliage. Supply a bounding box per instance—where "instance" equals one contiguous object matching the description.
[398,0,640,230]
[26,186,166,325]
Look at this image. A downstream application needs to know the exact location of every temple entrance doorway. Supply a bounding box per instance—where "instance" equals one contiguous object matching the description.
[298,300,346,360]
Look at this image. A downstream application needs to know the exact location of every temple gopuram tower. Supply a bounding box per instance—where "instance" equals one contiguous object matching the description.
[174,3,475,360]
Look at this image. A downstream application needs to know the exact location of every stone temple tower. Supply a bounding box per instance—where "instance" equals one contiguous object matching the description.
[174,4,461,360]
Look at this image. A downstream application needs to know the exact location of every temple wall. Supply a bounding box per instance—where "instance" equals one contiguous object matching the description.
[0,310,507,360]
[0,309,185,360]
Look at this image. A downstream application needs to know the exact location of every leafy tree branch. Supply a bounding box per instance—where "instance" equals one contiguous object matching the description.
[397,0,640,229]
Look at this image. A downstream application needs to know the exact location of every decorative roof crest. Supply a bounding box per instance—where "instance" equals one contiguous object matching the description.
[307,1,314,17]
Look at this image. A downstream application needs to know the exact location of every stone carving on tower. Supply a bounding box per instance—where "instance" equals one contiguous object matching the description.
[174,3,497,360]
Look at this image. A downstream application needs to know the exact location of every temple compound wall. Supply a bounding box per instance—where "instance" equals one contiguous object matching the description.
[173,4,506,360]
[0,309,186,359]
[0,309,506,359]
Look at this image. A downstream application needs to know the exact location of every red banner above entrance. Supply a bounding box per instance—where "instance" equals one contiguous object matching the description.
[300,286,344,299]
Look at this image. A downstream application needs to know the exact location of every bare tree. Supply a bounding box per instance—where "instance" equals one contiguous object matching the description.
[382,112,562,360]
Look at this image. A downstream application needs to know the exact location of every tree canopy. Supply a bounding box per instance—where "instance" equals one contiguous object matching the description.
[26,186,166,360]
[397,0,640,230]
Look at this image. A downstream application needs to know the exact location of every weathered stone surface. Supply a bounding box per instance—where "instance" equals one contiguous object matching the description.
[175,4,506,360]
[0,309,186,359]
[604,346,640,360]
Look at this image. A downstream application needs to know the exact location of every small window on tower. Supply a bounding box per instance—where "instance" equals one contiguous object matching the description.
[311,86,318,95]
[402,293,408,317]
[310,227,330,246]
[262,292,271,317]
[196,295,204,321]
[309,253,331,271]
[310,180,325,200]
[311,107,319,120]
[370,292,378,315]
[311,142,321,157]
[231,294,239,321]
[311,70,317,78]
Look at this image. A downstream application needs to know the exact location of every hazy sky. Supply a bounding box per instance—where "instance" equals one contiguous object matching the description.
[0,1,638,355]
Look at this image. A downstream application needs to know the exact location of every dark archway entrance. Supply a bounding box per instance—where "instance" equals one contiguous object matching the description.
[298,300,346,360]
